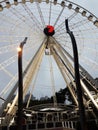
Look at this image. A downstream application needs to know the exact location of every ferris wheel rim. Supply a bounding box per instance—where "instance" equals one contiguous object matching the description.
[0,0,97,27]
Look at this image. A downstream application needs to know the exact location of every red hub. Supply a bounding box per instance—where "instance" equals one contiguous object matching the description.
[44,25,55,36]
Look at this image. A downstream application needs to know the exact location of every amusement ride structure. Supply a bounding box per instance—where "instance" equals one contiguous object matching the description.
[0,0,98,130]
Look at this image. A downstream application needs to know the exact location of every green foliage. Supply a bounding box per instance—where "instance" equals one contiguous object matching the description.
[24,87,73,107]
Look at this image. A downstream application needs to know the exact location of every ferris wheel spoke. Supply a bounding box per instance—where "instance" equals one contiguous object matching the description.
[55,12,89,34]
[54,33,69,41]
[75,28,98,34]
[81,55,98,68]
[55,18,87,35]
[22,4,43,31]
[26,59,40,108]
[56,39,72,46]
[9,7,33,29]
[54,29,66,37]
[0,55,17,70]
[54,37,69,45]
[55,21,65,32]
[48,0,52,25]
[55,35,69,41]
[0,74,18,97]
[67,12,78,21]
[55,12,77,31]
[0,44,18,54]
[0,64,14,78]
[36,2,45,28]
[53,6,65,27]
[0,12,23,28]
[69,19,89,30]
[49,55,57,107]
[85,47,98,54]
[8,5,41,32]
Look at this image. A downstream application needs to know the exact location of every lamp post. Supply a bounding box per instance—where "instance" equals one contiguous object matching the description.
[65,19,87,130]
[17,37,27,130]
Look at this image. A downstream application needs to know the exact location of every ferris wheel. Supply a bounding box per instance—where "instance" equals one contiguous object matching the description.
[0,0,98,118]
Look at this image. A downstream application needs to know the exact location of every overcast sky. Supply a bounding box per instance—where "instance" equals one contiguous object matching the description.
[71,0,98,17]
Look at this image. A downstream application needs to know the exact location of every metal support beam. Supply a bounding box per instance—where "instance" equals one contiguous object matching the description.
[65,19,87,130]
[2,39,46,125]
[17,37,27,130]
[51,47,78,105]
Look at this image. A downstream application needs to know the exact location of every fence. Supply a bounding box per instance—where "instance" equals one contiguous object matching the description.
[0,121,76,130]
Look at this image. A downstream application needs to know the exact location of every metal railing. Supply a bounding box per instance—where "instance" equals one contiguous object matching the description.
[0,121,76,130]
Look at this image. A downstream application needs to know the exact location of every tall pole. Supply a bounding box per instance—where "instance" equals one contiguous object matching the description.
[65,19,87,130]
[17,37,27,130]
